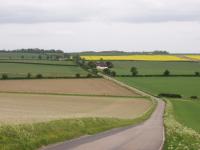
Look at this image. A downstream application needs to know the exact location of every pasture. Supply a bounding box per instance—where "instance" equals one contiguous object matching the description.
[170,99,200,132]
[111,61,200,75]
[0,79,138,96]
[116,77,200,98]
[0,63,87,78]
[0,93,151,123]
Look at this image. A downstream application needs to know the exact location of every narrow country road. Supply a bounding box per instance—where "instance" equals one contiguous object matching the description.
[41,100,165,150]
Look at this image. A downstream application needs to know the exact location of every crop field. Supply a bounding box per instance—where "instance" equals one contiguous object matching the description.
[186,55,200,60]
[0,63,87,77]
[170,99,200,132]
[110,61,200,75]
[116,77,200,98]
[81,55,187,61]
[0,60,75,65]
[0,93,151,124]
[0,79,138,96]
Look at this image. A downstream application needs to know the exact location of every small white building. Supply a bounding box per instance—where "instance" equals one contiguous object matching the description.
[96,62,108,70]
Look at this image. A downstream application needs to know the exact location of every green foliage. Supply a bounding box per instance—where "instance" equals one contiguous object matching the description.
[75,73,80,78]
[1,74,8,80]
[130,67,138,76]
[27,73,31,79]
[163,70,170,76]
[36,74,43,79]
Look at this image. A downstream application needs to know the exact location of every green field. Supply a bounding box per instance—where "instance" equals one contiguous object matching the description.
[0,60,75,65]
[171,99,200,132]
[110,61,200,75]
[117,77,200,98]
[0,63,88,78]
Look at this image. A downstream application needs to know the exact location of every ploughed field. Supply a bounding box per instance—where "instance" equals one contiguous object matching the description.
[0,79,137,96]
[0,93,151,123]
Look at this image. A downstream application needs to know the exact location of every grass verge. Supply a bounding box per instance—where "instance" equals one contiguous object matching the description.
[0,98,156,150]
[164,100,200,150]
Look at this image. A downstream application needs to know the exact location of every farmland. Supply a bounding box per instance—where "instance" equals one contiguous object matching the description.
[116,77,200,98]
[0,79,137,96]
[110,61,200,75]
[0,63,88,78]
[171,99,200,132]
[0,93,151,123]
[81,55,187,61]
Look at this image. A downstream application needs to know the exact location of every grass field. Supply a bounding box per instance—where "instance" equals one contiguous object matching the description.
[0,63,87,78]
[0,60,75,65]
[0,93,151,123]
[170,99,200,132]
[110,61,200,75]
[0,79,138,96]
[116,77,200,98]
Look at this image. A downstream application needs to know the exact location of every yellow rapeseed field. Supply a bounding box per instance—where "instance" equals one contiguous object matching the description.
[81,55,187,61]
[185,55,200,60]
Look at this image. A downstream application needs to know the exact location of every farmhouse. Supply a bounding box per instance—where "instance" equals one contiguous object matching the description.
[96,62,108,70]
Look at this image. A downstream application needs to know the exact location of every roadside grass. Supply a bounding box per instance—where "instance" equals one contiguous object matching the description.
[116,77,200,98]
[164,100,200,150]
[110,61,200,75]
[0,98,156,150]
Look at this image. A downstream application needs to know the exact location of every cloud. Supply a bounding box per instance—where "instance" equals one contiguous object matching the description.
[0,0,200,23]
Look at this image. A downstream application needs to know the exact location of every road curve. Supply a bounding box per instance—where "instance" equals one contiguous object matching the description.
[41,100,165,150]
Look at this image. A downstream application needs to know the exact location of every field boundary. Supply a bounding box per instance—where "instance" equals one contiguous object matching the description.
[98,72,165,150]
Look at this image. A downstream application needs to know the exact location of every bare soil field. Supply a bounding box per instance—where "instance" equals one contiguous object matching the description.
[0,93,151,124]
[0,79,137,96]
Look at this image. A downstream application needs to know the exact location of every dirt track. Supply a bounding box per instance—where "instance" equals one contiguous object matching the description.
[42,100,164,150]
[0,79,137,96]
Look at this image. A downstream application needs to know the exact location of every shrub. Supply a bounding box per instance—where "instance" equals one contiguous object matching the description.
[2,74,8,80]
[163,70,170,76]
[27,73,31,79]
[87,73,92,78]
[36,74,43,79]
[75,73,80,78]
[190,96,198,99]
[110,71,116,77]
[195,72,200,76]
[158,93,182,98]
[103,68,111,75]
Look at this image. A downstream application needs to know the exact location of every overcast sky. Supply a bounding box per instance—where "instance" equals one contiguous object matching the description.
[0,0,200,53]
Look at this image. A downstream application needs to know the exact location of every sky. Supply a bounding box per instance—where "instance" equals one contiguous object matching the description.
[0,0,200,53]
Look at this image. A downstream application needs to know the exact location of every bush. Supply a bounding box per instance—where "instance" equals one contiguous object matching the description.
[2,74,8,80]
[36,74,43,79]
[158,93,182,98]
[87,73,92,78]
[190,96,198,99]
[110,71,116,77]
[195,72,200,76]
[75,73,80,78]
[163,70,170,76]
[103,68,111,75]
[27,73,31,79]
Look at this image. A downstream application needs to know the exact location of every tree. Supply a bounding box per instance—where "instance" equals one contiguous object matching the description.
[130,67,138,76]
[103,68,111,75]
[163,70,170,76]
[105,61,114,68]
[38,55,42,60]
[75,73,80,78]
[36,74,43,78]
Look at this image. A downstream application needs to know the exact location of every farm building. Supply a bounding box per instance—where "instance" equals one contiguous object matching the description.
[96,62,108,70]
